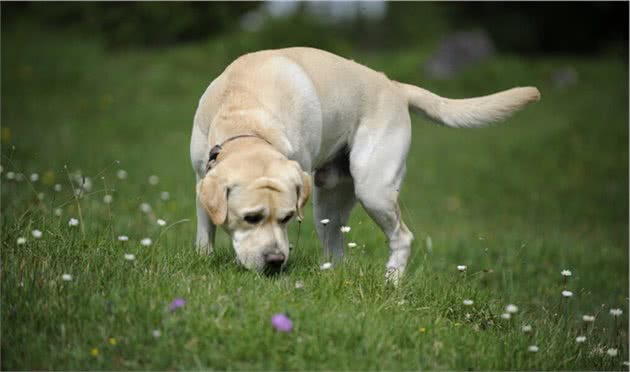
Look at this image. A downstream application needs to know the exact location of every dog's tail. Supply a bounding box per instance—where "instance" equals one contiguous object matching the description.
[396,82,540,128]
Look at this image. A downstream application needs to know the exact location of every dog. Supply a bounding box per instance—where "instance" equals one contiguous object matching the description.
[190,47,539,282]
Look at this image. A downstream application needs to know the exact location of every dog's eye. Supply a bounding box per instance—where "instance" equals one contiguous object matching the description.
[244,214,264,224]
[279,212,294,224]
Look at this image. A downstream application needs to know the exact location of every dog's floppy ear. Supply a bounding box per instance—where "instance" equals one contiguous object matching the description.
[290,161,311,221]
[197,174,228,225]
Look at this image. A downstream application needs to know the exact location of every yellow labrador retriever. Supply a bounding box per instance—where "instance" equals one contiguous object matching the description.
[190,47,539,281]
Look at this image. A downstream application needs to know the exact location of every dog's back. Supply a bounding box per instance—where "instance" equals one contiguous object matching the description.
[223,47,540,130]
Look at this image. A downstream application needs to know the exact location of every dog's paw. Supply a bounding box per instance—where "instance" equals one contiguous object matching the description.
[385,267,403,287]
[196,244,213,256]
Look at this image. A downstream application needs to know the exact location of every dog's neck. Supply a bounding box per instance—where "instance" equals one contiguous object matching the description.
[209,106,291,151]
[206,134,274,172]
[205,91,296,174]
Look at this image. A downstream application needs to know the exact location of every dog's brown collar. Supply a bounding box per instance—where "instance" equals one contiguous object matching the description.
[206,134,272,173]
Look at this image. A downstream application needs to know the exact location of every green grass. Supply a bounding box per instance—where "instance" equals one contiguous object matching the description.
[1,24,628,370]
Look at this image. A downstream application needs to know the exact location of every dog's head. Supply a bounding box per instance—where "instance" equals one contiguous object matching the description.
[197,145,310,272]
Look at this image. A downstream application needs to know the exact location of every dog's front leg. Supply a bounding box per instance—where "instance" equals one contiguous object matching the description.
[195,174,215,255]
[195,195,215,255]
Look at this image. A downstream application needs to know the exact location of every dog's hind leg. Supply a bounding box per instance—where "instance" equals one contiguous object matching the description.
[350,109,414,285]
[313,156,356,262]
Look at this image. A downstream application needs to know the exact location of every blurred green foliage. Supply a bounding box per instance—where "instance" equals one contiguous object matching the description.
[2,2,259,48]
[2,2,627,57]
[450,2,629,56]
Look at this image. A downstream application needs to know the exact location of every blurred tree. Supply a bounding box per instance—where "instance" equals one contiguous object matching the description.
[378,2,451,49]
[2,2,260,48]
[445,2,628,56]
[2,1,627,57]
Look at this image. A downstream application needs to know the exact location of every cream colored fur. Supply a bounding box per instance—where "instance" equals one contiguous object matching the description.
[190,47,540,281]
[398,83,540,128]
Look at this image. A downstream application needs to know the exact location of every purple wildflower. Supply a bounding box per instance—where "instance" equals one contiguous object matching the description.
[271,313,293,332]
[169,298,186,312]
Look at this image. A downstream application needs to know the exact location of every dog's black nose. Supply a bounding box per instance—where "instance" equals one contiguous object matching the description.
[264,252,286,272]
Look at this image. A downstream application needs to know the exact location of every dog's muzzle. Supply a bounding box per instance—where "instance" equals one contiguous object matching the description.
[263,250,286,273]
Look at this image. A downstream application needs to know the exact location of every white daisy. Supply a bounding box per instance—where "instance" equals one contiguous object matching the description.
[17,237,26,245]
[124,253,136,261]
[141,238,152,246]
[117,235,129,242]
[6,171,15,180]
[103,194,113,204]
[157,219,167,226]
[608,348,618,357]
[82,177,93,192]
[340,226,351,233]
[54,208,63,217]
[31,229,43,239]
[463,299,474,306]
[68,218,79,227]
[561,269,572,277]
[582,314,595,322]
[457,265,467,272]
[54,183,62,192]
[151,329,161,338]
[610,308,623,317]
[148,175,159,185]
[501,313,511,320]
[295,280,305,289]
[61,274,73,281]
[30,173,39,182]
[561,290,573,298]
[622,361,629,367]
[160,191,170,201]
[320,262,332,270]
[347,242,357,248]
[521,324,532,333]
[116,169,128,180]
[37,193,44,201]
[528,345,539,353]
[140,203,151,213]
[575,336,586,343]
[320,218,330,225]
[505,304,519,314]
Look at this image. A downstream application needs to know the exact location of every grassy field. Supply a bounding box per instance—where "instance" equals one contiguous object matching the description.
[1,23,628,370]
